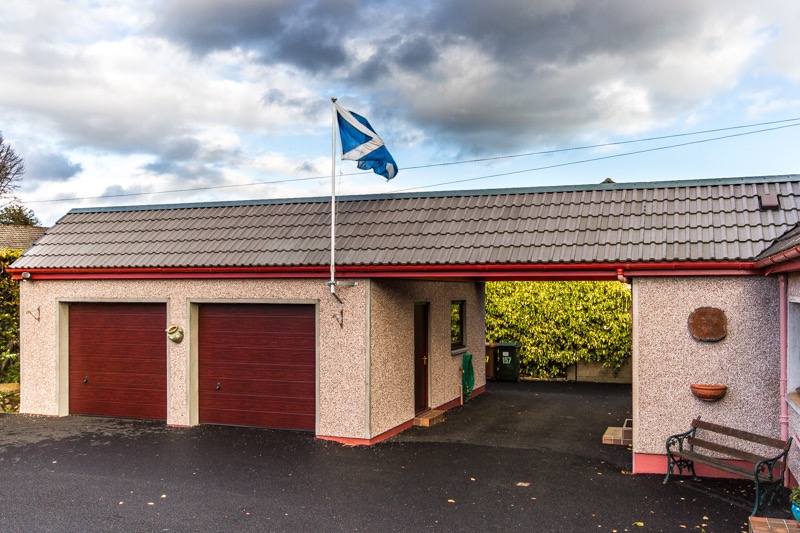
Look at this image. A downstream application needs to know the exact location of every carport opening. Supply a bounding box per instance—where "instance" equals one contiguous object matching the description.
[483,280,633,447]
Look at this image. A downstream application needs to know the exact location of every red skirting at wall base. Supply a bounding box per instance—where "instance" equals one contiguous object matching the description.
[318,384,488,446]
[435,384,486,412]
[318,420,415,447]
[633,452,753,478]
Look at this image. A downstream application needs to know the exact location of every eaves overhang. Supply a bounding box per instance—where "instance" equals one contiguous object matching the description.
[7,260,762,282]
[754,246,800,274]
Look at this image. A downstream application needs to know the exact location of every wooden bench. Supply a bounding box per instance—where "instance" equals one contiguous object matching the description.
[664,418,792,516]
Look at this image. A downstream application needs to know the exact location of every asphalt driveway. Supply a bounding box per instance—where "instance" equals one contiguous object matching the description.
[0,381,792,532]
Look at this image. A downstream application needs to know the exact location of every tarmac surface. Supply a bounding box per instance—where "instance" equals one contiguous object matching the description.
[0,380,793,532]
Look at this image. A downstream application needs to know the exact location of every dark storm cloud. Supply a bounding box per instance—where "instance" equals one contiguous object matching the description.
[153,0,287,55]
[24,151,83,183]
[152,0,766,152]
[152,0,703,80]
[154,0,353,71]
[270,17,347,71]
[427,0,700,67]
[394,36,437,72]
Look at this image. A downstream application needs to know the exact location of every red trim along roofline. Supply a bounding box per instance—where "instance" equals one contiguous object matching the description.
[7,260,761,281]
[753,245,800,274]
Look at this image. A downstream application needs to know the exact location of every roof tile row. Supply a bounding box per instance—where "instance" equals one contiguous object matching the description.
[13,175,800,271]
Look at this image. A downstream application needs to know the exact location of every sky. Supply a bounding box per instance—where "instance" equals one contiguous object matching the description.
[1,1,800,226]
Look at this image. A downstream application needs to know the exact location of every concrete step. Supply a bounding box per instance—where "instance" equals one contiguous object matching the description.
[602,418,633,445]
[414,410,445,427]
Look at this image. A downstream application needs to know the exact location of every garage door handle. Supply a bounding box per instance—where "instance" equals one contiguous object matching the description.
[84,376,89,383]
[216,382,221,391]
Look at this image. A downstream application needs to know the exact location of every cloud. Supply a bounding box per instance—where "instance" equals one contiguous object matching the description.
[2,0,799,227]
[153,0,354,71]
[149,0,786,153]
[23,151,84,183]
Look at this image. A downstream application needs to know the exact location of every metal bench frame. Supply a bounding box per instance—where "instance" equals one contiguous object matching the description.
[664,418,792,516]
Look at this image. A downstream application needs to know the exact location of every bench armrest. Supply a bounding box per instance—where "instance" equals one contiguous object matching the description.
[753,436,793,482]
[666,425,697,453]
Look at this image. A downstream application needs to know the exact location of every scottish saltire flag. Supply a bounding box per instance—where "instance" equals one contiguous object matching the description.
[334,103,398,180]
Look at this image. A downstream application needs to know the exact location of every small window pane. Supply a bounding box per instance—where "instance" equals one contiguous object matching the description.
[451,300,465,350]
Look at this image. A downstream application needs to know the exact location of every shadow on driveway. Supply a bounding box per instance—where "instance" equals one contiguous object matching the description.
[0,381,792,532]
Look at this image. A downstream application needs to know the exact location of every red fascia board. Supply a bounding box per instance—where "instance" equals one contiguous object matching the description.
[762,258,800,275]
[7,260,760,281]
[342,261,759,275]
[754,246,800,272]
[6,265,330,281]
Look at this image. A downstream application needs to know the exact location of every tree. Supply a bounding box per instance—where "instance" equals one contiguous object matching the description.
[0,202,40,226]
[485,281,632,378]
[0,131,24,197]
[0,249,21,385]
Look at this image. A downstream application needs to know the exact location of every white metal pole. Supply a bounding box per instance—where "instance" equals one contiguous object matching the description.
[330,97,337,294]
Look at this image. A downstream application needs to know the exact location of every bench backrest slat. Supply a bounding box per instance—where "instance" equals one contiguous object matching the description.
[692,419,790,450]
[687,437,769,464]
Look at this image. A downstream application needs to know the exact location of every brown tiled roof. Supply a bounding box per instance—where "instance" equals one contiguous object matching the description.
[0,225,47,251]
[755,222,800,261]
[11,175,800,271]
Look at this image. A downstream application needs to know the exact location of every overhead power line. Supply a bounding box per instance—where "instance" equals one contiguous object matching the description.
[391,122,800,193]
[23,117,800,204]
[400,116,800,170]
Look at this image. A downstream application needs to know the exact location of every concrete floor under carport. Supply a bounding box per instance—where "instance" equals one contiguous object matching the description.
[0,380,793,532]
[394,379,633,452]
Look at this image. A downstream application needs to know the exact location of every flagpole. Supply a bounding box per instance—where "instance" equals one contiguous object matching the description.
[330,97,337,294]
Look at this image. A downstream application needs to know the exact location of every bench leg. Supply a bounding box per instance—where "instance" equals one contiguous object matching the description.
[663,454,679,484]
[752,481,783,516]
[663,454,695,484]
[663,455,673,484]
[752,479,762,516]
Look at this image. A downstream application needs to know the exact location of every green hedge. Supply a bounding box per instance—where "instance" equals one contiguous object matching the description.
[0,249,21,383]
[485,281,632,378]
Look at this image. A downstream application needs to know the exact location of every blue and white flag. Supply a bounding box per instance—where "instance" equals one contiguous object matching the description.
[334,103,398,180]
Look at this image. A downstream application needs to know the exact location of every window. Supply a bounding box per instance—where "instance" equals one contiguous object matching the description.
[451,300,466,351]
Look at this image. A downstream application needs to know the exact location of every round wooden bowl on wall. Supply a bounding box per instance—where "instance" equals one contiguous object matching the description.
[690,384,728,402]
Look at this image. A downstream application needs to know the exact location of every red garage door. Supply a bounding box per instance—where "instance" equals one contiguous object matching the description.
[69,302,167,420]
[198,303,316,430]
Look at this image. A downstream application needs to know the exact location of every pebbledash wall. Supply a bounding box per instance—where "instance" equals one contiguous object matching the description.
[369,280,486,439]
[632,276,782,474]
[783,274,800,479]
[18,277,485,442]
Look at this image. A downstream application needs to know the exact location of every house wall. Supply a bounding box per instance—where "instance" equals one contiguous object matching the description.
[18,278,368,439]
[633,276,781,470]
[783,274,800,479]
[368,280,486,438]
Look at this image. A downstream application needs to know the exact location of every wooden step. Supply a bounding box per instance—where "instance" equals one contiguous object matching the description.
[414,410,445,427]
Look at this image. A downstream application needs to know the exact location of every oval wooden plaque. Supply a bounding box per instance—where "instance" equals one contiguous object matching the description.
[688,307,727,342]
